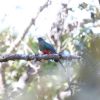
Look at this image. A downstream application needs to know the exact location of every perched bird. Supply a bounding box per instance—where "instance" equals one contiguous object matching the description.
[38,37,57,55]
[91,12,95,23]
[38,37,66,72]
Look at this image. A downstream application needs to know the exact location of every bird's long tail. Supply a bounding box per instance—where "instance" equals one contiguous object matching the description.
[58,60,70,83]
[58,60,66,72]
[54,58,66,72]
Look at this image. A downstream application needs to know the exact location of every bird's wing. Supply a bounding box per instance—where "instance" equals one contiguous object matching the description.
[45,42,57,53]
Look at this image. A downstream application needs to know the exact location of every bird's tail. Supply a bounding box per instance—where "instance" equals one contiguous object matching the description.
[54,58,66,72]
[59,60,70,84]
[58,60,66,72]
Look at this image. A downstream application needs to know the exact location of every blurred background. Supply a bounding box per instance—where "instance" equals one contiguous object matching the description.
[0,0,100,100]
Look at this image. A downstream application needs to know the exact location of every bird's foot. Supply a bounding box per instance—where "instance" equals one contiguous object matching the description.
[34,54,41,62]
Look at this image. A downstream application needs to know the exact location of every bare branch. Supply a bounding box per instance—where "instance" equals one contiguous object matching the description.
[6,0,51,53]
[0,54,80,62]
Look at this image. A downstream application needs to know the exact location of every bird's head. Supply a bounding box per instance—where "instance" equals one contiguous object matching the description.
[38,37,44,42]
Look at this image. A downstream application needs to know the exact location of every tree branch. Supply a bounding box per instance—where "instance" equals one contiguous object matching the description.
[0,54,80,62]
[6,0,51,53]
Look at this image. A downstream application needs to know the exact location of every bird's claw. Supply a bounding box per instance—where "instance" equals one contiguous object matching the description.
[34,54,41,62]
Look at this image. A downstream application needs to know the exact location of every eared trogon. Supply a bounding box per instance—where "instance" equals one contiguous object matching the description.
[38,37,66,72]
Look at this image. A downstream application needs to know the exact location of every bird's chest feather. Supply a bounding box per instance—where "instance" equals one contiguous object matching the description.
[39,41,55,54]
[39,44,51,54]
[42,50,51,54]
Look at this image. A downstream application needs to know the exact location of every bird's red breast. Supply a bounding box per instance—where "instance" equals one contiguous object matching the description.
[42,50,51,54]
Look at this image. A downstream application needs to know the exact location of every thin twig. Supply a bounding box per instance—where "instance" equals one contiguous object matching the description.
[6,0,51,53]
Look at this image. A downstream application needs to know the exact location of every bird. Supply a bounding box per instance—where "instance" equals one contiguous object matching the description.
[91,12,95,23]
[37,37,66,72]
